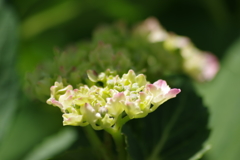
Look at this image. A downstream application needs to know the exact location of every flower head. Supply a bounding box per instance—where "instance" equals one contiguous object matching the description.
[47,70,181,130]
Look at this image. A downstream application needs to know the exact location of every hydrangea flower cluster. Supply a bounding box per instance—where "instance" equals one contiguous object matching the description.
[47,70,181,130]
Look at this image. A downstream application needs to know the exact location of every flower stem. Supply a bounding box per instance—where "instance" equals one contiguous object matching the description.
[105,117,129,160]
[111,129,127,160]
[84,126,112,160]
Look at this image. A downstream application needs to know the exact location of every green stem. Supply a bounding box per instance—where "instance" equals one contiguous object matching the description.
[119,116,130,127]
[105,115,130,160]
[84,126,111,160]
[114,132,127,160]
[106,127,127,160]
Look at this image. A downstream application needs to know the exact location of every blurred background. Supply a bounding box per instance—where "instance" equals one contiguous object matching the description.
[1,0,240,159]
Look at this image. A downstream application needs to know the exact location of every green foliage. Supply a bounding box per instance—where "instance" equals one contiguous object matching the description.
[2,0,240,159]
[24,127,77,160]
[124,78,210,160]
[0,2,18,144]
[195,36,240,160]
[0,101,64,160]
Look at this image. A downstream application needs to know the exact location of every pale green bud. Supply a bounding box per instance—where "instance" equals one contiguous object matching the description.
[135,74,147,88]
[124,101,143,119]
[63,113,86,126]
[99,107,108,117]
[105,92,125,118]
[98,72,106,81]
[80,103,103,130]
[101,113,115,128]
[87,70,98,82]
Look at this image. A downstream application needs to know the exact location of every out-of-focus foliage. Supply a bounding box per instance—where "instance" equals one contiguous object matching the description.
[0,0,18,143]
[24,127,77,160]
[0,0,240,159]
[195,37,240,160]
[124,79,210,160]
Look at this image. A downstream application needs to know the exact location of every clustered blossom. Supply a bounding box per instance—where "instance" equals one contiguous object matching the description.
[47,70,181,130]
[164,34,219,82]
[135,17,219,82]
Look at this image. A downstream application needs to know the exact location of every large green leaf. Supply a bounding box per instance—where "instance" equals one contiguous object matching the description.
[123,79,210,160]
[195,36,240,160]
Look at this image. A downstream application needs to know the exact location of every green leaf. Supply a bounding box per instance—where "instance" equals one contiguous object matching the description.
[0,102,63,160]
[23,127,77,160]
[21,1,82,39]
[0,3,18,143]
[195,36,240,160]
[124,79,210,160]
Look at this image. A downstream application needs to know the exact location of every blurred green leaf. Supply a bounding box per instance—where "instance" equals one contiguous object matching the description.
[23,127,77,160]
[92,0,145,22]
[195,36,240,160]
[124,79,210,160]
[21,0,82,39]
[0,3,18,143]
[0,102,63,160]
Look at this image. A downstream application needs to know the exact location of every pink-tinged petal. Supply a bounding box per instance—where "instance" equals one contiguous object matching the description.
[106,93,125,117]
[66,90,71,94]
[66,85,73,91]
[50,86,56,92]
[84,103,95,113]
[166,89,181,98]
[146,79,181,112]
[63,114,86,126]
[201,53,219,81]
[106,98,113,103]
[67,95,73,100]
[153,80,170,94]
[146,84,158,95]
[50,99,63,108]
[113,92,125,101]
[139,92,147,100]
[153,80,167,88]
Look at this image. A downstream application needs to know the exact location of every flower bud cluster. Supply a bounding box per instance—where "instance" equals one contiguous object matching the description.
[47,70,181,130]
[163,34,219,82]
[134,17,219,81]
